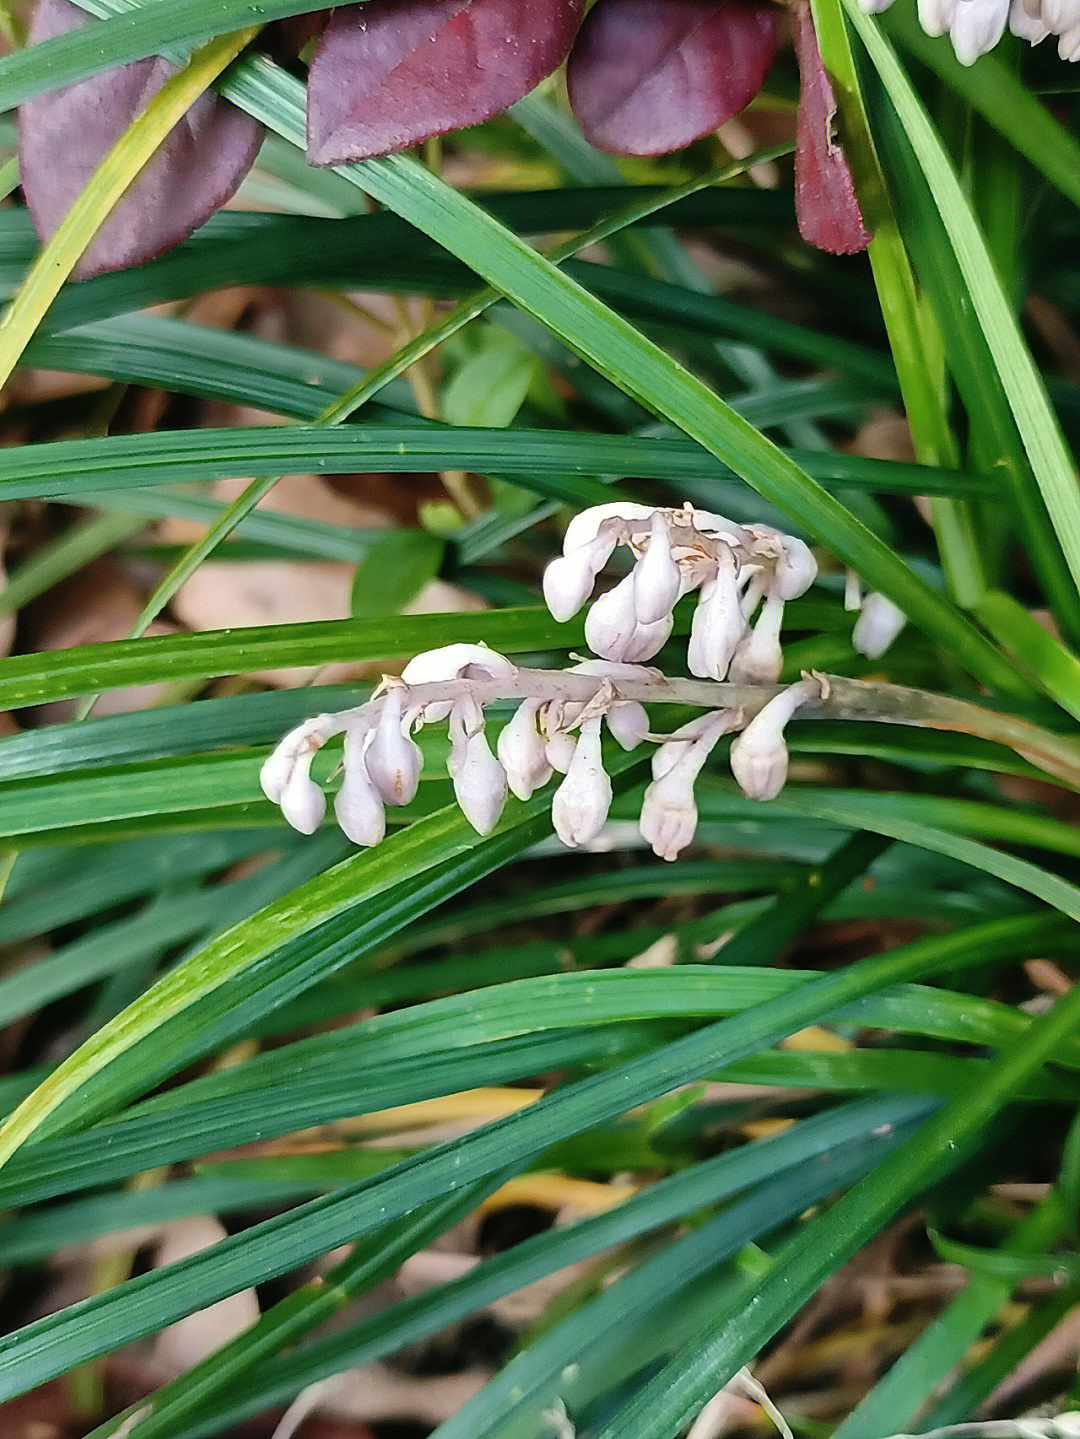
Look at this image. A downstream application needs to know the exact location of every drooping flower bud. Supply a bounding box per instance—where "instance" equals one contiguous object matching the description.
[279,753,325,835]
[1010,0,1050,36]
[542,528,619,623]
[851,591,907,660]
[497,699,553,801]
[551,717,612,848]
[622,612,674,663]
[633,511,681,625]
[729,591,785,684]
[688,548,744,680]
[584,573,639,660]
[545,730,578,774]
[729,678,818,801]
[364,688,423,806]
[562,502,652,554]
[334,727,385,847]
[402,644,516,722]
[950,0,1009,61]
[772,536,817,600]
[918,0,960,36]
[259,715,328,804]
[448,698,507,835]
[639,710,734,861]
[652,713,725,780]
[605,700,649,750]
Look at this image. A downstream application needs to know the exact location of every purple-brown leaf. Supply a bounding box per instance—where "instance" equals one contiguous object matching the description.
[792,1,870,255]
[17,0,263,279]
[565,0,777,156]
[306,0,585,166]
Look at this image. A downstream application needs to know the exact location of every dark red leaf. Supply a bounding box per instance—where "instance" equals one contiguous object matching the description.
[17,0,263,278]
[306,0,585,166]
[791,1,870,255]
[565,0,777,156]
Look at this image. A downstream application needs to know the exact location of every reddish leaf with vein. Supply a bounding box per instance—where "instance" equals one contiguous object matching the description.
[17,0,263,279]
[565,0,777,156]
[306,0,585,166]
[791,1,871,254]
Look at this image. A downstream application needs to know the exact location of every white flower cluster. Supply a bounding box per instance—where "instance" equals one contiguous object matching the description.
[259,642,819,862]
[861,0,1080,64]
[542,502,817,683]
[259,501,904,861]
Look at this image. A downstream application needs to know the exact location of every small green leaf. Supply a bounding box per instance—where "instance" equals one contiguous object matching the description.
[350,530,445,619]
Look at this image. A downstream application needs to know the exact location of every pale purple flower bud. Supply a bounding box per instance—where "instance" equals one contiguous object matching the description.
[852,591,907,659]
[542,529,618,623]
[279,756,325,835]
[551,718,612,848]
[402,644,515,721]
[562,502,652,553]
[729,592,785,684]
[584,573,639,661]
[919,0,960,34]
[622,612,674,663]
[545,730,578,774]
[364,689,422,806]
[1040,0,1074,27]
[950,0,1009,60]
[688,549,743,680]
[639,711,733,861]
[448,700,507,835]
[1010,0,1049,34]
[639,763,698,862]
[497,700,553,801]
[259,716,327,803]
[772,536,817,600]
[334,730,385,847]
[729,678,817,801]
[633,512,681,624]
[605,701,649,750]
[652,713,724,781]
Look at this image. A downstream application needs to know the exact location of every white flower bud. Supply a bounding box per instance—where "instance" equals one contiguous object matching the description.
[563,502,652,554]
[545,730,578,773]
[858,0,895,13]
[622,612,674,663]
[401,643,515,685]
[688,549,743,681]
[950,0,1009,60]
[851,591,907,659]
[605,701,649,750]
[639,711,734,861]
[633,512,681,624]
[652,713,723,780]
[279,756,325,835]
[772,536,817,600]
[1011,0,1049,36]
[639,763,698,862]
[729,679,817,801]
[448,700,507,835]
[542,529,619,623]
[551,718,612,848]
[364,689,423,806]
[919,0,960,34]
[1040,0,1075,27]
[334,729,385,847]
[497,700,553,801]
[584,573,639,661]
[1058,17,1080,52]
[729,592,785,685]
[259,716,328,803]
